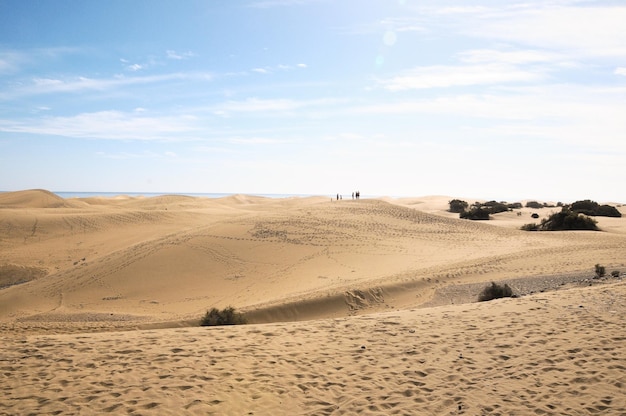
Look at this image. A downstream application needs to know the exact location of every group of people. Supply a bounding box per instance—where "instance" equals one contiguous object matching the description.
[335,191,361,201]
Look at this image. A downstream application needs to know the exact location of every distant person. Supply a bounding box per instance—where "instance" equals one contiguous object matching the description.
[337,193,339,201]
[352,192,354,200]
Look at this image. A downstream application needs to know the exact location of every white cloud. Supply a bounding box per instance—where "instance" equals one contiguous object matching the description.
[1,72,213,99]
[0,111,200,141]
[166,50,195,60]
[350,84,626,150]
[615,67,626,76]
[0,56,16,74]
[227,137,295,145]
[464,5,626,58]
[379,17,427,33]
[379,63,543,90]
[212,97,344,116]
[459,49,564,65]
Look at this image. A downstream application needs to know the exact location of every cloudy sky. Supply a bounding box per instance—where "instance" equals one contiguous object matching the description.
[1,0,625,201]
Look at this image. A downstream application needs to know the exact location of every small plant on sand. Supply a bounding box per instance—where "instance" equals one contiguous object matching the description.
[478,282,513,302]
[594,264,606,278]
[611,270,620,277]
[200,306,247,326]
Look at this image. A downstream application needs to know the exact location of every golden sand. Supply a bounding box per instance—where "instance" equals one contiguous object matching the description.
[1,189,625,414]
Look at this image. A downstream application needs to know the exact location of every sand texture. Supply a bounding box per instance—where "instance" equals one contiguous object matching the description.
[1,189,625,415]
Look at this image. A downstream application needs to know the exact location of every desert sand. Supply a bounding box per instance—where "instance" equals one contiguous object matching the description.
[1,189,625,415]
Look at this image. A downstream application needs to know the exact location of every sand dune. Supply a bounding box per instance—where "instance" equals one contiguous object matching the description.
[1,190,625,414]
[1,190,624,325]
[2,281,625,415]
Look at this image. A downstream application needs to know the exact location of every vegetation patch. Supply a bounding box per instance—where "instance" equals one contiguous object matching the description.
[200,306,247,326]
[478,282,514,302]
[451,199,522,221]
[569,200,621,217]
[521,208,599,231]
[594,264,606,278]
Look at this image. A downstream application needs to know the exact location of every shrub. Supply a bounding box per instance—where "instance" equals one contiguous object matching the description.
[523,208,599,231]
[570,200,598,215]
[525,201,544,209]
[449,199,469,213]
[482,200,509,214]
[596,205,622,218]
[569,200,622,217]
[520,223,539,231]
[507,202,523,210]
[594,264,606,278]
[611,270,620,277]
[460,207,491,220]
[478,282,514,302]
[531,213,540,219]
[200,306,247,326]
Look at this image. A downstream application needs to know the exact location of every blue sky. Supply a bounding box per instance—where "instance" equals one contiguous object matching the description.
[1,0,625,201]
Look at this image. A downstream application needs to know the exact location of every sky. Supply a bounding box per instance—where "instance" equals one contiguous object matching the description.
[1,0,625,202]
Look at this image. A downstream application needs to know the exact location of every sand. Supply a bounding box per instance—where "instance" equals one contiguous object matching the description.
[1,189,625,415]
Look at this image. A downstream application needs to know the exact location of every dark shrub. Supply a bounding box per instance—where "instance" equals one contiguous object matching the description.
[520,223,539,231]
[538,209,599,231]
[570,200,599,215]
[531,213,540,219]
[483,200,509,214]
[594,264,606,278]
[522,209,598,231]
[200,306,247,326]
[449,199,469,213]
[596,205,622,217]
[507,202,523,210]
[460,207,491,220]
[611,270,620,277]
[569,200,622,217]
[525,201,544,209]
[478,282,514,302]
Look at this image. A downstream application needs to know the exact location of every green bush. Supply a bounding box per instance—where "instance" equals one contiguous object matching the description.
[478,282,514,302]
[200,306,247,326]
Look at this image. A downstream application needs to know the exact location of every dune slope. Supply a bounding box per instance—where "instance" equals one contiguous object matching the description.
[1,191,624,328]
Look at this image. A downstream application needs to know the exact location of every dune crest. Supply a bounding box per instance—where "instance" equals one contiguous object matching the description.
[0,189,69,208]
